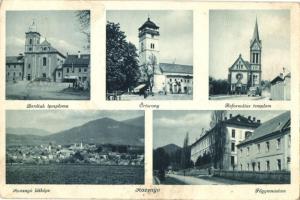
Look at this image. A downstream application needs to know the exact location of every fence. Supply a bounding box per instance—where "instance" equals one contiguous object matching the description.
[213,170,290,184]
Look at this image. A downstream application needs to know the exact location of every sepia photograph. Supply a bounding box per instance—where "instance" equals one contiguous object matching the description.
[6,110,144,184]
[209,10,290,101]
[106,10,193,100]
[6,10,90,100]
[153,110,290,185]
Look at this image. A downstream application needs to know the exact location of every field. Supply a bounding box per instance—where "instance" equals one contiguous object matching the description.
[6,164,144,184]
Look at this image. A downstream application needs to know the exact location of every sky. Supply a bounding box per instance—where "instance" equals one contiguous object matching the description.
[107,10,193,65]
[6,110,144,134]
[209,10,290,81]
[6,10,89,56]
[153,110,287,149]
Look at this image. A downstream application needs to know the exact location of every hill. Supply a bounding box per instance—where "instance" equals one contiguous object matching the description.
[6,117,144,146]
[158,143,182,156]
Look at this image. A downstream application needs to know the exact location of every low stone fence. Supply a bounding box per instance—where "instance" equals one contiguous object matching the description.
[213,170,290,184]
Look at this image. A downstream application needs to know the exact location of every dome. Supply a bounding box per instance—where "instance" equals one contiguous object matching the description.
[139,17,159,31]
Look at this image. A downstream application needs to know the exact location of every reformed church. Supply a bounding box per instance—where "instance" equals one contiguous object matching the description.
[138,17,193,94]
[6,22,90,83]
[228,19,262,94]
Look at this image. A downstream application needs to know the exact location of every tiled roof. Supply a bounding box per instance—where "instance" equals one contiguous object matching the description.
[63,54,90,66]
[6,56,24,64]
[238,111,290,146]
[159,63,193,74]
[224,114,261,128]
[139,17,159,30]
[229,54,250,71]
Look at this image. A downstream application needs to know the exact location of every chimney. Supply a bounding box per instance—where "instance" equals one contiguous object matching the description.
[229,114,232,118]
[78,51,81,59]
[248,116,251,120]
[253,117,256,122]
[257,119,261,124]
[279,73,284,79]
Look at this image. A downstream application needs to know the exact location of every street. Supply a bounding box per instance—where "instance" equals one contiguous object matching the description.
[165,174,248,185]
[120,94,193,100]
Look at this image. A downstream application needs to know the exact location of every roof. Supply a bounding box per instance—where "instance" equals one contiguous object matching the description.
[40,39,51,46]
[6,56,24,64]
[191,114,260,148]
[159,63,193,74]
[229,54,250,71]
[223,114,261,128]
[139,17,159,31]
[251,18,260,43]
[270,75,284,85]
[63,54,90,66]
[238,111,290,146]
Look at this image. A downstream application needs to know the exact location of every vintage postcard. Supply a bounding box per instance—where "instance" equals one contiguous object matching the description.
[0,0,299,200]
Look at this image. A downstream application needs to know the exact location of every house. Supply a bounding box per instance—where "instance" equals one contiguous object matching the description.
[270,72,291,100]
[237,111,290,171]
[228,19,262,94]
[190,114,261,170]
[6,55,24,81]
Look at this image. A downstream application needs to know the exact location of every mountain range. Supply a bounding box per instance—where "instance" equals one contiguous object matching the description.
[157,143,182,156]
[6,116,144,146]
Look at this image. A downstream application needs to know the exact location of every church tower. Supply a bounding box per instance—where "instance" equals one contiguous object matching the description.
[249,18,262,87]
[138,17,160,78]
[25,21,41,53]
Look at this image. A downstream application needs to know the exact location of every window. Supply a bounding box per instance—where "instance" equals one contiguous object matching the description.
[58,72,61,77]
[19,72,21,77]
[231,156,235,166]
[141,42,144,51]
[247,146,250,156]
[150,43,155,49]
[288,134,291,147]
[29,47,32,51]
[42,73,46,78]
[247,163,250,171]
[29,38,32,44]
[277,138,281,149]
[84,68,87,72]
[277,159,281,171]
[266,161,270,171]
[28,64,31,69]
[8,65,10,69]
[13,72,15,77]
[252,162,256,171]
[14,65,16,68]
[257,162,260,171]
[79,68,81,73]
[43,57,47,66]
[240,164,243,171]
[231,129,235,138]
[266,141,270,152]
[7,72,10,76]
[257,143,260,153]
[240,148,243,155]
[170,79,172,82]
[231,142,235,152]
[67,68,69,73]
[43,47,47,51]
[287,157,291,163]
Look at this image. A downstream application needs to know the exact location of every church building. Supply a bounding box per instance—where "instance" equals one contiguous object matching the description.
[228,19,262,94]
[6,21,90,83]
[138,17,193,94]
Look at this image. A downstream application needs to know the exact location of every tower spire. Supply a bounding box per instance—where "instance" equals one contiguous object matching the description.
[252,17,260,42]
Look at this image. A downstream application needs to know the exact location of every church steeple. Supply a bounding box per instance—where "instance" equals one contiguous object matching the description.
[251,17,260,44]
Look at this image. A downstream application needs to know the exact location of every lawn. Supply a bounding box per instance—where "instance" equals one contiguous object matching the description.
[6,164,144,184]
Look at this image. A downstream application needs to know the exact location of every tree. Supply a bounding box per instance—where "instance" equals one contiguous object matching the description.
[76,10,90,50]
[209,111,227,169]
[140,54,157,93]
[209,76,230,95]
[180,132,192,169]
[153,148,170,180]
[106,22,140,92]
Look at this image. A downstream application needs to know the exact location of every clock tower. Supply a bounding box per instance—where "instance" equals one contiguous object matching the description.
[249,18,262,87]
